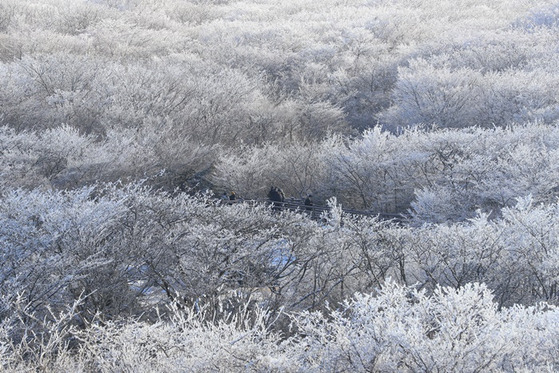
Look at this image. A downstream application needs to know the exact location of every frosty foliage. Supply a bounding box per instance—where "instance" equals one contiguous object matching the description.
[2,0,559,195]
[2,0,559,370]
[214,123,559,220]
[292,281,559,372]
[1,186,559,370]
[0,280,557,372]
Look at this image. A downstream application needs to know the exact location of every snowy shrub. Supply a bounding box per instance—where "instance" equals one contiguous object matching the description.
[292,281,559,372]
[1,282,557,372]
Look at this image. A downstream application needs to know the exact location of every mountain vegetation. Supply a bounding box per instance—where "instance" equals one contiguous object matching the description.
[1,0,559,370]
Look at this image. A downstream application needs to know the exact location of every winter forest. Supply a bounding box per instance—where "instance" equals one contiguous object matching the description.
[2,0,559,371]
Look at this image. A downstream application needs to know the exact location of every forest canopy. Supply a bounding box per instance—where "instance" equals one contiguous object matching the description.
[3,0,559,205]
[1,0,559,371]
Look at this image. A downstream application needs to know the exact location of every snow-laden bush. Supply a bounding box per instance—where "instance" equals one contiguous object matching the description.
[4,182,559,323]
[2,0,556,140]
[1,182,559,370]
[1,281,557,372]
[211,137,340,200]
[214,123,559,220]
[76,302,289,373]
[0,185,134,323]
[292,281,559,372]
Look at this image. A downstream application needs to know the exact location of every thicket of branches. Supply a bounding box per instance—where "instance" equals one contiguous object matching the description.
[1,186,559,371]
[2,0,559,195]
[2,0,559,370]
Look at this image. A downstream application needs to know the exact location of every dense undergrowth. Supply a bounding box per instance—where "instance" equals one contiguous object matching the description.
[2,0,559,370]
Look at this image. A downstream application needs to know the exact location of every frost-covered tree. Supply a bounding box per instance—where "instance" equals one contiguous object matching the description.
[292,281,559,372]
